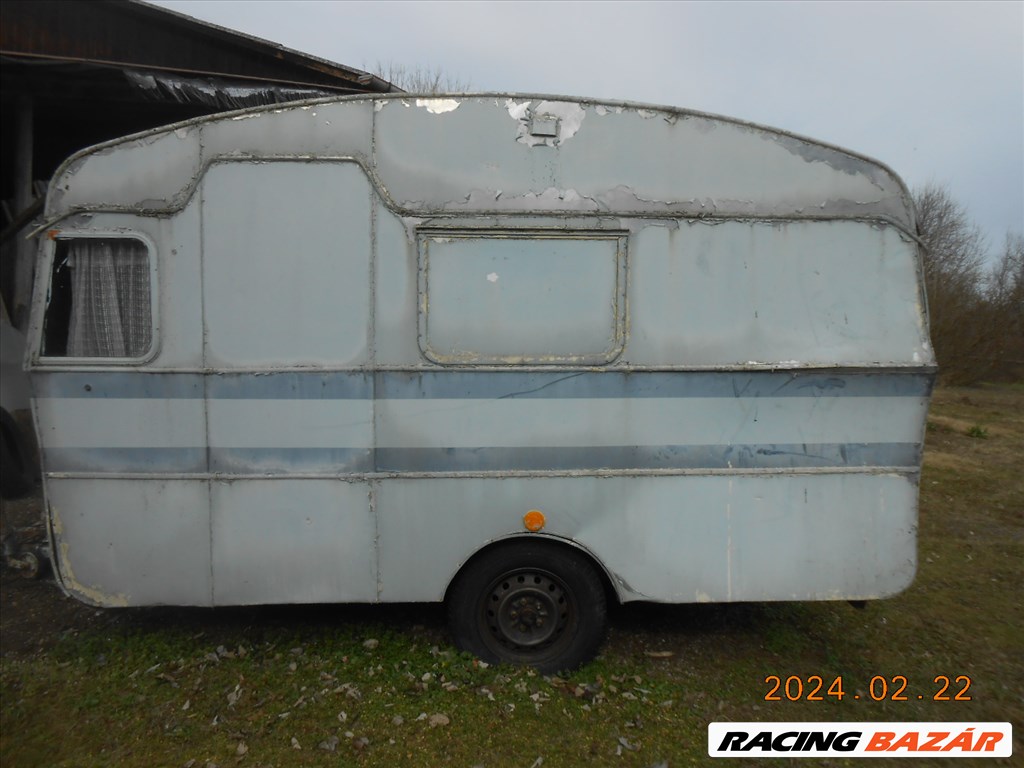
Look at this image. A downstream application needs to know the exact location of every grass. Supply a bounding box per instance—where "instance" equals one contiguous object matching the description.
[2,384,1021,767]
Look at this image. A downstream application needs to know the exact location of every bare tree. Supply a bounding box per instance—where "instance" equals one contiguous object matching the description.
[372,62,472,94]
[985,233,1024,379]
[913,183,990,383]
[988,233,1024,306]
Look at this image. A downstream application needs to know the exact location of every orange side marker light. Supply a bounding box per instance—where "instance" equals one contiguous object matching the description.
[523,509,546,532]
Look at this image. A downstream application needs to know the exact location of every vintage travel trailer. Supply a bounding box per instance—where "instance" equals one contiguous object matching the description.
[27,94,935,671]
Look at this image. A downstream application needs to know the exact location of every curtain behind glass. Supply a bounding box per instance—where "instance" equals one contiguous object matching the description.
[66,239,151,357]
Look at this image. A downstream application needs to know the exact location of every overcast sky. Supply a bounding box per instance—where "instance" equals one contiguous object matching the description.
[152,0,1023,264]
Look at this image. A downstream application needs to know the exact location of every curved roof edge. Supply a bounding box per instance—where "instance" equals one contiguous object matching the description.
[45,93,917,234]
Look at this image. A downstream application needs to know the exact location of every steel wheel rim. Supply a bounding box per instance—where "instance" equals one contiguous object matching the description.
[482,569,574,654]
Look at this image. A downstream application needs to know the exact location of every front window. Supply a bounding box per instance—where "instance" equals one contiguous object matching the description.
[42,237,152,359]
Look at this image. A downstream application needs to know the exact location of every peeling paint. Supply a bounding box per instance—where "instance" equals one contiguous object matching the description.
[416,98,461,115]
[40,94,919,234]
[504,98,531,120]
[525,187,587,205]
[50,507,130,607]
[772,133,887,186]
[508,100,586,147]
[535,101,585,141]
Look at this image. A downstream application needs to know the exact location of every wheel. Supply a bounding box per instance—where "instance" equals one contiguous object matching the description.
[447,539,607,674]
[0,413,33,500]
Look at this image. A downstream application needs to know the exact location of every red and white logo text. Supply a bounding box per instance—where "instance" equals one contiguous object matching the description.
[708,722,1012,758]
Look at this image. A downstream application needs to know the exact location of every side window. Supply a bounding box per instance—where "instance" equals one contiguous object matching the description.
[418,229,628,365]
[42,237,152,359]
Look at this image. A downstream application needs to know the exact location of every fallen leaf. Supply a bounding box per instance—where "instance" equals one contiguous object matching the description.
[318,735,340,752]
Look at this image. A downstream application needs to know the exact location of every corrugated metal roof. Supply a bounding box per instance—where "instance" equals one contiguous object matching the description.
[1,0,395,94]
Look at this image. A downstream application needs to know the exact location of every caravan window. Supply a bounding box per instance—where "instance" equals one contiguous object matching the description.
[42,237,153,359]
[418,229,627,365]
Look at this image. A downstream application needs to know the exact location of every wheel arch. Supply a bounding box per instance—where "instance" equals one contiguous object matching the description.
[443,533,622,608]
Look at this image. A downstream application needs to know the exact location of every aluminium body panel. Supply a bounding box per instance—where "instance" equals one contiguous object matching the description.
[376,471,920,604]
[27,94,935,609]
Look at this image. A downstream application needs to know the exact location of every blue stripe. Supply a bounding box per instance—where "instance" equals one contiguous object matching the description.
[210,448,373,474]
[375,443,921,472]
[376,370,930,399]
[43,442,921,474]
[34,372,204,399]
[33,369,932,400]
[44,447,207,473]
[208,372,373,400]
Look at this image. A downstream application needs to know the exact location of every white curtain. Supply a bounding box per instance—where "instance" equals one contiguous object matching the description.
[66,239,151,358]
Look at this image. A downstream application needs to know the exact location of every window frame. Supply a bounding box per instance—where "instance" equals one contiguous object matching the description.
[416,227,629,366]
[35,231,160,366]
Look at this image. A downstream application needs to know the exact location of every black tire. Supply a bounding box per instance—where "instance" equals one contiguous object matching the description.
[447,539,607,674]
[0,414,33,500]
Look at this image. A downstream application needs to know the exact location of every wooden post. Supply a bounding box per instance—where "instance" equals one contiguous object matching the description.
[12,95,35,329]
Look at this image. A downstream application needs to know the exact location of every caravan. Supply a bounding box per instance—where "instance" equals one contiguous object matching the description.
[27,94,935,671]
